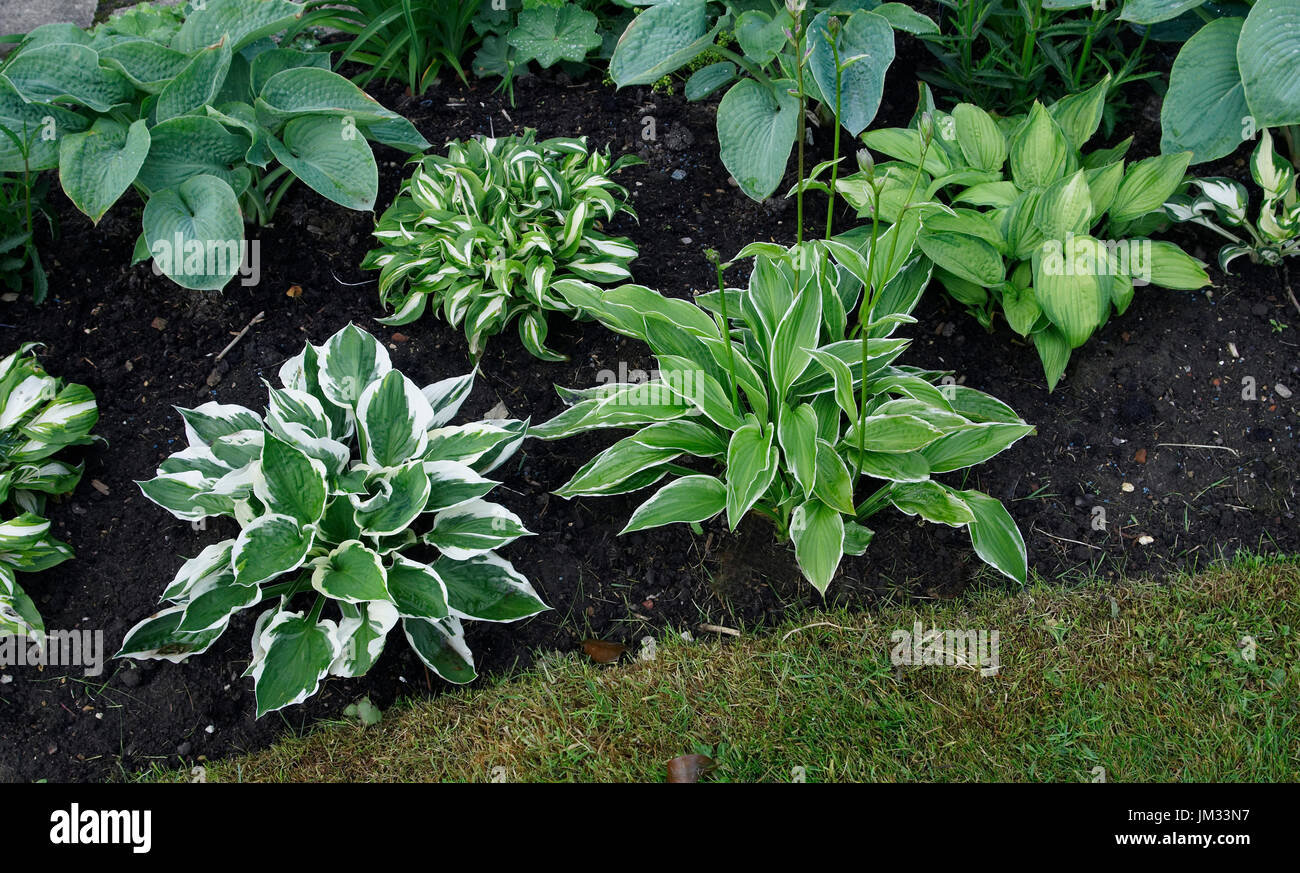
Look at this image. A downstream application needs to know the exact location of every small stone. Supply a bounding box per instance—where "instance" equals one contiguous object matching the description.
[391,332,409,343]
[205,724,215,734]
[483,400,510,420]
[150,317,167,331]
[1138,535,1155,546]
[1275,383,1293,398]
[1121,482,1135,492]
[681,236,693,245]
[0,675,11,684]
[670,169,686,181]
[90,479,110,495]
[1134,448,1147,464]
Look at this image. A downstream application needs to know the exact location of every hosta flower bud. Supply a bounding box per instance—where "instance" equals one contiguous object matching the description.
[856,148,875,175]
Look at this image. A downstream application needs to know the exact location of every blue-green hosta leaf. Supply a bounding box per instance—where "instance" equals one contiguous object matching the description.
[1239,0,1300,130]
[735,10,788,65]
[425,499,531,560]
[232,513,313,586]
[255,66,403,127]
[806,10,896,137]
[268,115,379,211]
[250,610,339,718]
[97,39,192,92]
[725,417,779,530]
[890,480,975,527]
[156,37,232,122]
[1,43,132,111]
[329,599,399,678]
[249,47,331,95]
[137,115,252,195]
[142,174,245,291]
[1160,18,1248,164]
[609,0,716,86]
[173,0,305,53]
[685,61,737,101]
[791,497,845,594]
[253,433,327,525]
[115,604,226,663]
[310,540,390,603]
[717,77,800,201]
[432,552,547,623]
[385,555,449,621]
[1120,0,1210,24]
[58,118,150,224]
[621,474,726,534]
[508,5,601,68]
[357,370,434,467]
[317,323,391,410]
[403,615,476,683]
[956,487,1027,585]
[351,460,431,536]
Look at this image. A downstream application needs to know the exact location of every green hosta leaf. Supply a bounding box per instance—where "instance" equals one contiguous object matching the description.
[791,498,845,595]
[142,174,245,291]
[254,433,326,525]
[156,37,232,122]
[232,513,313,586]
[622,474,726,533]
[173,0,305,53]
[609,0,716,86]
[956,488,1027,585]
[250,610,339,718]
[58,118,150,224]
[357,370,433,467]
[889,480,975,527]
[1048,75,1109,151]
[1034,325,1072,391]
[1,43,132,111]
[717,78,800,201]
[404,616,476,683]
[329,600,398,678]
[352,460,431,537]
[269,115,378,211]
[1160,18,1248,164]
[1033,235,1110,348]
[1109,152,1193,222]
[725,417,779,530]
[432,552,547,623]
[385,555,449,620]
[426,499,530,560]
[137,115,251,194]
[317,323,391,409]
[1145,240,1211,289]
[843,520,875,556]
[778,403,819,498]
[1033,171,1093,240]
[769,276,822,398]
[508,6,601,68]
[951,103,1007,172]
[806,10,896,137]
[311,540,389,604]
[1239,0,1300,129]
[921,423,1035,473]
[918,231,1004,287]
[1008,103,1071,190]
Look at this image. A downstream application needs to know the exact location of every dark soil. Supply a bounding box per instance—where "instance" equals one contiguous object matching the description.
[1,29,1297,783]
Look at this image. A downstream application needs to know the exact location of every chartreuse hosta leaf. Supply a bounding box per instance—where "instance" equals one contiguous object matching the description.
[0,345,99,641]
[0,0,423,291]
[126,324,546,717]
[363,130,641,360]
[537,243,1031,594]
[835,82,1208,389]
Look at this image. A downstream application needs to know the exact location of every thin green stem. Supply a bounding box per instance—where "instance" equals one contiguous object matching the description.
[826,33,843,239]
[793,8,806,257]
[709,252,742,412]
[711,45,777,92]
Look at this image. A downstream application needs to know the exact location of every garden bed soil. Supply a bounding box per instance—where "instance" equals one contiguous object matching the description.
[1,37,1298,783]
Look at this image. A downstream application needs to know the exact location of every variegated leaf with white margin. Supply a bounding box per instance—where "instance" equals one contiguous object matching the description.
[158,444,231,479]
[19,383,98,446]
[114,603,228,664]
[249,609,341,718]
[329,599,399,677]
[422,371,475,427]
[469,418,527,475]
[423,421,517,467]
[137,469,216,521]
[0,370,55,431]
[350,460,431,536]
[9,460,84,495]
[403,614,477,683]
[424,498,531,560]
[432,551,548,622]
[162,539,236,600]
[208,428,265,469]
[357,369,434,467]
[265,384,332,438]
[177,402,263,446]
[175,564,261,634]
[384,553,449,620]
[0,513,52,548]
[253,433,328,526]
[423,459,499,513]
[278,343,351,439]
[0,563,44,640]
[232,513,314,586]
[310,539,390,603]
[316,323,391,410]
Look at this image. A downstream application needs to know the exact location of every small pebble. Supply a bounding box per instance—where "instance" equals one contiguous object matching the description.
[1138,535,1155,545]
[681,236,693,244]
[1121,482,1134,492]
[670,169,686,181]
[1275,383,1293,399]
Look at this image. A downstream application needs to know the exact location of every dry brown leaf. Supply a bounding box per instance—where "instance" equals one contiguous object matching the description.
[666,754,714,783]
[581,639,627,664]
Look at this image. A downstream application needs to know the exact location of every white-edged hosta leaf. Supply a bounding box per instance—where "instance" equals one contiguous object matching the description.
[175,566,260,634]
[136,470,214,522]
[162,539,236,600]
[956,487,1027,585]
[791,497,845,595]
[725,417,779,530]
[115,604,226,664]
[422,371,475,427]
[329,599,398,678]
[250,610,340,718]
[351,459,432,536]
[232,513,313,586]
[889,480,974,527]
[920,422,1035,473]
[622,474,726,533]
[317,323,391,409]
[385,554,449,620]
[177,402,263,446]
[425,498,531,560]
[423,460,498,514]
[403,616,476,683]
[778,403,818,498]
[432,552,547,622]
[357,369,433,467]
[813,439,855,513]
[311,540,389,603]
[254,433,327,525]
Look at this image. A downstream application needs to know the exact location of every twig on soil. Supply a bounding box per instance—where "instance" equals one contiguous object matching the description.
[212,311,265,362]
[698,623,741,637]
[331,271,375,287]
[1284,262,1299,317]
[1034,528,1103,551]
[1156,442,1239,456]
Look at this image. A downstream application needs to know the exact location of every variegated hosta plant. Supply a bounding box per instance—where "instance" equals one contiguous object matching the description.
[0,344,99,640]
[123,324,545,717]
[534,241,1032,594]
[361,129,643,360]
[1164,129,1300,272]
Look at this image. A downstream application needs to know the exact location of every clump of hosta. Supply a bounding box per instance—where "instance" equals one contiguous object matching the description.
[361,129,642,360]
[124,324,545,717]
[535,241,1032,594]
[0,344,99,640]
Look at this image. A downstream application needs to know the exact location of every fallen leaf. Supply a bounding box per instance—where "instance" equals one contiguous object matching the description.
[667,754,714,783]
[391,332,409,343]
[582,639,627,664]
[286,284,303,299]
[150,317,167,331]
[1134,448,1147,464]
[90,479,110,495]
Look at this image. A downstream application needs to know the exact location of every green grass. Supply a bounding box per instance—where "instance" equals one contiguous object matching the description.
[143,556,1300,782]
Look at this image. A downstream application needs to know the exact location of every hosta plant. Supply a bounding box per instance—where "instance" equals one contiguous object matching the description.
[124,324,545,717]
[0,345,99,640]
[1165,129,1300,270]
[836,80,1211,389]
[0,0,429,291]
[362,130,642,361]
[534,242,1032,594]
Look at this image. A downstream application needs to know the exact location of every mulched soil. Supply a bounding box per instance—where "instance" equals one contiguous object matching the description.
[0,27,1297,783]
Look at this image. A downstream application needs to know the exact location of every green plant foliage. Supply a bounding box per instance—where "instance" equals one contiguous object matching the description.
[0,345,99,641]
[608,0,936,201]
[533,242,1031,594]
[835,81,1210,390]
[0,0,428,291]
[362,130,642,361]
[126,324,545,717]
[0,128,55,303]
[1165,129,1300,270]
